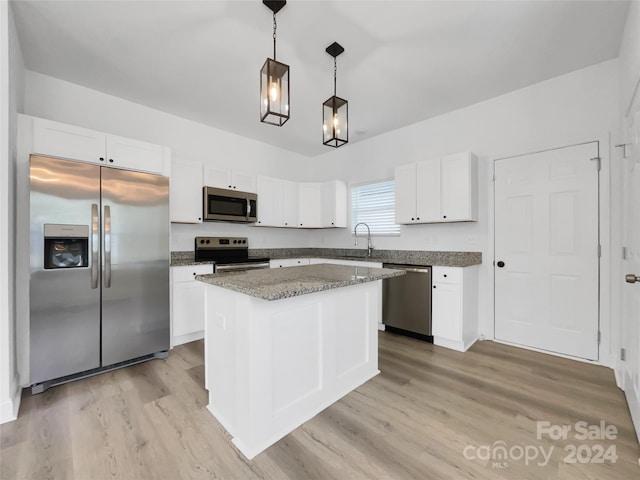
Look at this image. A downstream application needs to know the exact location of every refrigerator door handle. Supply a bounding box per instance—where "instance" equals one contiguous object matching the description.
[91,203,99,289]
[104,205,112,288]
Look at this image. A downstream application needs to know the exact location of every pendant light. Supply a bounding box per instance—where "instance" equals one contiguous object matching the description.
[323,42,348,148]
[260,1,289,126]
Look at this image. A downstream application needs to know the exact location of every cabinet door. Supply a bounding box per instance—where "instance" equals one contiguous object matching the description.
[416,157,441,222]
[431,282,462,341]
[232,171,257,193]
[321,180,347,227]
[441,152,475,221]
[170,159,203,223]
[171,265,213,340]
[281,180,299,228]
[32,117,106,164]
[298,183,323,228]
[256,176,281,227]
[270,258,309,268]
[106,135,166,174]
[394,163,417,224]
[204,166,233,189]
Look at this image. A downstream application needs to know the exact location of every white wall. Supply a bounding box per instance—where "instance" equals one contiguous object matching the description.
[1,1,25,423]
[23,71,317,251]
[309,59,620,356]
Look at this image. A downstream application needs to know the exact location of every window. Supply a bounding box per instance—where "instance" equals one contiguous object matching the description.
[350,180,400,235]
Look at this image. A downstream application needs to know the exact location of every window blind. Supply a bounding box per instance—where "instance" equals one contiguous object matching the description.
[350,180,400,235]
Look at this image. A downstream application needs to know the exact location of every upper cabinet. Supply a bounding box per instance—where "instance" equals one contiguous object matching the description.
[31,116,170,176]
[395,151,478,224]
[170,158,204,223]
[204,166,256,193]
[256,177,346,229]
[322,180,347,228]
[256,176,299,228]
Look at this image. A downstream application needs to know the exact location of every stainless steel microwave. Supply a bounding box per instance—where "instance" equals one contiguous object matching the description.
[203,186,257,223]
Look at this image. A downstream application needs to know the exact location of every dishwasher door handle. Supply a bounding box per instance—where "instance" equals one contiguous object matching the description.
[384,265,430,274]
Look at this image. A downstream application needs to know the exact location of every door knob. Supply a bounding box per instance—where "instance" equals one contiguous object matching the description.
[497,261,505,268]
[626,274,640,284]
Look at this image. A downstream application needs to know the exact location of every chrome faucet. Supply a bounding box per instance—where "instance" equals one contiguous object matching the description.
[354,222,374,257]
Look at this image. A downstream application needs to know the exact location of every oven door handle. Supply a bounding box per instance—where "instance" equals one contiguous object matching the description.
[91,203,99,289]
[104,205,112,288]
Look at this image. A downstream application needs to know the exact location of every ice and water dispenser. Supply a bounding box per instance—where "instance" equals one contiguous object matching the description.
[43,224,89,269]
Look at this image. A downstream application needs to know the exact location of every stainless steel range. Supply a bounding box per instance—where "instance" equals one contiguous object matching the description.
[195,237,270,272]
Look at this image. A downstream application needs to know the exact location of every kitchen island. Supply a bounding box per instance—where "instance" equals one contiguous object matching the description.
[196,264,404,459]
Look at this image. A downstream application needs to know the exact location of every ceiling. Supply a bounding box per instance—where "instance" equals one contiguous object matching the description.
[11,0,630,157]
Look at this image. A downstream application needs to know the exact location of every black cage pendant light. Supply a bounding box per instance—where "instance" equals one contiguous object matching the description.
[260,1,289,126]
[323,42,348,148]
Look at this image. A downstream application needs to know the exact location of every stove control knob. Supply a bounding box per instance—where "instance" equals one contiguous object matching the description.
[206,239,210,244]
[242,240,246,244]
[200,239,205,244]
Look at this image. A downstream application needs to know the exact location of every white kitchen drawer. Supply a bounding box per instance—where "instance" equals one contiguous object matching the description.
[172,264,214,282]
[432,266,462,284]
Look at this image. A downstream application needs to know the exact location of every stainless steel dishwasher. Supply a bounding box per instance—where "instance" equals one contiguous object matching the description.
[382,264,433,341]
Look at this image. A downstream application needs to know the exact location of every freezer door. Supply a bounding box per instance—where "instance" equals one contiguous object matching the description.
[29,155,101,384]
[100,167,170,366]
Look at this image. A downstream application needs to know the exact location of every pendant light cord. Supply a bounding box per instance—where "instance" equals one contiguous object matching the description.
[333,57,337,96]
[273,12,277,60]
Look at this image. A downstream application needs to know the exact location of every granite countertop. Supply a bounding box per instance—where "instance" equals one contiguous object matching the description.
[172,248,481,267]
[195,263,405,301]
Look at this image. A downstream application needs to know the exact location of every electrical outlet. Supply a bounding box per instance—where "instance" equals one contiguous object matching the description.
[467,234,478,244]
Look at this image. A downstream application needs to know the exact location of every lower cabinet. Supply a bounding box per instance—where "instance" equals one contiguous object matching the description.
[270,258,310,268]
[431,265,479,352]
[170,264,214,347]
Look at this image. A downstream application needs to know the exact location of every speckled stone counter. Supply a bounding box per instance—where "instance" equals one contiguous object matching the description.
[172,249,481,267]
[195,263,404,301]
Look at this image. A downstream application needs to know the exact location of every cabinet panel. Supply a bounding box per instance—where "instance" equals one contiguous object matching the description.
[270,258,310,268]
[394,163,416,224]
[441,152,473,221]
[171,264,214,342]
[32,117,106,164]
[204,166,233,189]
[416,158,441,222]
[298,183,323,228]
[281,180,299,227]
[321,180,347,228]
[204,167,256,193]
[170,158,203,223]
[431,282,462,341]
[256,176,281,227]
[106,134,166,174]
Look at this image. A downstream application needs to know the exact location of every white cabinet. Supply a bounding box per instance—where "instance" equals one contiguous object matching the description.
[270,258,310,268]
[322,180,348,228]
[256,176,299,227]
[32,116,169,175]
[170,158,203,223]
[298,183,323,228]
[255,177,346,229]
[204,166,256,193]
[171,264,214,346]
[395,151,477,224]
[308,258,382,268]
[431,265,479,352]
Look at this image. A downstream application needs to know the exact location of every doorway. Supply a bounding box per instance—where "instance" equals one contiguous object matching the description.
[494,142,600,360]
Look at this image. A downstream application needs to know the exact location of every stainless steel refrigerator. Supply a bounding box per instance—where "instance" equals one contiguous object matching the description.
[29,155,170,391]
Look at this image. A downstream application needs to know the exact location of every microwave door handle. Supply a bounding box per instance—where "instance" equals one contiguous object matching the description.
[104,205,112,288]
[91,203,99,289]
[246,197,251,220]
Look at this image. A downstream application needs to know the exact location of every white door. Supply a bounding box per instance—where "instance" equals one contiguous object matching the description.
[394,163,417,224]
[416,158,440,222]
[621,91,640,436]
[494,143,599,360]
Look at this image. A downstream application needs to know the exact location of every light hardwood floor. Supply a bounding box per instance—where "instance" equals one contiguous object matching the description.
[1,333,639,479]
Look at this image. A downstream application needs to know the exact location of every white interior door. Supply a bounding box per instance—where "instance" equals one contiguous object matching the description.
[621,90,640,440]
[494,143,599,360]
